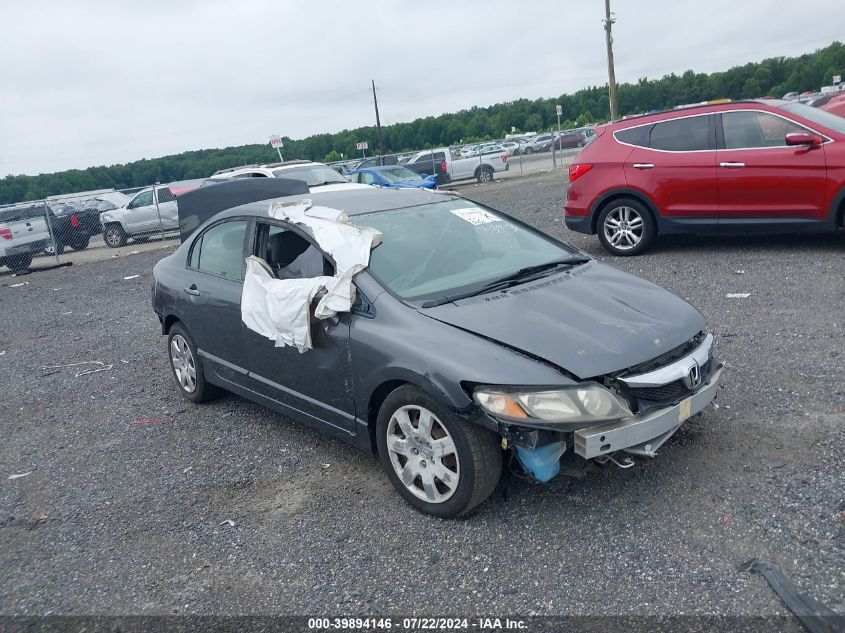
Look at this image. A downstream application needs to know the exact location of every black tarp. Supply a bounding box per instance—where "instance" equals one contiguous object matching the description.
[176,178,309,243]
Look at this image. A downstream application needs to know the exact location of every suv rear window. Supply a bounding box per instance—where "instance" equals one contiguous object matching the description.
[615,125,650,147]
[649,115,711,151]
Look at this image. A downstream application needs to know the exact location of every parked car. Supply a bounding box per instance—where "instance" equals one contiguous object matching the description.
[152,185,722,517]
[206,160,368,193]
[546,132,586,150]
[521,134,554,154]
[46,201,104,252]
[819,94,845,118]
[353,156,399,169]
[405,147,509,184]
[565,99,845,255]
[100,185,179,248]
[500,141,521,154]
[0,203,51,272]
[348,166,438,189]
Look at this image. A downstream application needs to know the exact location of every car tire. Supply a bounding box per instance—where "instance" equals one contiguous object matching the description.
[167,323,221,404]
[524,147,534,154]
[477,166,494,183]
[596,197,657,256]
[103,224,127,248]
[376,385,502,518]
[6,253,33,272]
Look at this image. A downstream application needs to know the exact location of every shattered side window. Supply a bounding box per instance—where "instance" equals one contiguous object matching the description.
[259,224,332,279]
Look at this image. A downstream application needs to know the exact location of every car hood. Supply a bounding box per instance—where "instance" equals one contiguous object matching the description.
[418,260,705,379]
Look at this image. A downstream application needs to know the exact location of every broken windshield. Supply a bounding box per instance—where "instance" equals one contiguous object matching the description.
[361,200,583,301]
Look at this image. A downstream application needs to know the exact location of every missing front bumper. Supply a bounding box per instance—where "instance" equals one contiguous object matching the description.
[573,365,723,459]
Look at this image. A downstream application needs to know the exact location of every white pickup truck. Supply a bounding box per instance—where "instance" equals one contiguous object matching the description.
[0,203,52,272]
[405,146,509,185]
[100,185,179,248]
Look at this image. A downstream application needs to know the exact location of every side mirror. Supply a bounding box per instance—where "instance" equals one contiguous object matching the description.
[785,132,823,146]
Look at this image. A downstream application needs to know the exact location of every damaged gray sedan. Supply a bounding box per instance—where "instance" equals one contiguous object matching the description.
[151,184,722,518]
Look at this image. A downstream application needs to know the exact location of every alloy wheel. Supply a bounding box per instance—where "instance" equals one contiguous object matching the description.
[602,206,644,250]
[386,405,460,504]
[170,334,197,393]
[105,228,122,247]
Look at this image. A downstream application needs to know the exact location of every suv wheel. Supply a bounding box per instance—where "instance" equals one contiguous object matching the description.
[103,224,127,248]
[524,147,534,154]
[167,323,220,403]
[376,385,502,518]
[597,198,656,256]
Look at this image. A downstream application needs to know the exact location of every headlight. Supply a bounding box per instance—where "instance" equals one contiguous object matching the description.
[473,384,632,427]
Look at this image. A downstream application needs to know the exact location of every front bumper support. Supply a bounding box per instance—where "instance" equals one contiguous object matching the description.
[573,366,722,459]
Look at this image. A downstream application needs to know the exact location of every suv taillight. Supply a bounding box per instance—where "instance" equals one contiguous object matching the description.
[0,228,12,240]
[440,161,447,172]
[501,154,508,163]
[569,163,593,182]
[70,214,80,229]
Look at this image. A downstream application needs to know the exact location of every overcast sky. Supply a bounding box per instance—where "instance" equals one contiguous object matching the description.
[1,0,842,177]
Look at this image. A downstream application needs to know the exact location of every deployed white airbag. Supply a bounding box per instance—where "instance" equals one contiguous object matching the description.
[240,199,382,352]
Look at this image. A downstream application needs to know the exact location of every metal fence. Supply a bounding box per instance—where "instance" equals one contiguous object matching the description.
[0,184,183,276]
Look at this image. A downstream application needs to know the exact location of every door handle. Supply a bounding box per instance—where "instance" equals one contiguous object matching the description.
[183,284,200,296]
[720,162,745,168]
[632,163,654,169]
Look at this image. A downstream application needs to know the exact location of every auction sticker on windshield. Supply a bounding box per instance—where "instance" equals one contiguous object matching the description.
[449,207,501,225]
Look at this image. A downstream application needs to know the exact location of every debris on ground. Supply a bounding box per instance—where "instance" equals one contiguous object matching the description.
[123,275,139,280]
[220,519,235,527]
[740,559,843,633]
[8,471,33,480]
[40,360,114,378]
[130,418,170,426]
[726,293,751,298]
[7,282,29,288]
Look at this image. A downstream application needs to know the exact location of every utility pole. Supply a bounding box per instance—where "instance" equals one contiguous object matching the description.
[372,80,386,156]
[603,0,619,121]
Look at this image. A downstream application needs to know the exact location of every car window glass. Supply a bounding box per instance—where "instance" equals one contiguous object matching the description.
[259,224,332,279]
[195,220,248,281]
[157,188,176,203]
[364,200,575,300]
[129,191,153,209]
[615,125,650,147]
[722,111,807,149]
[650,116,710,151]
[360,172,378,185]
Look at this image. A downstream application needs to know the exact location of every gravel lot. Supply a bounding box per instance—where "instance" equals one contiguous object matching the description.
[1,170,843,621]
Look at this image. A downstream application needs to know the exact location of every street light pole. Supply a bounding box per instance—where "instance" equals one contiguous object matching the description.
[604,0,619,121]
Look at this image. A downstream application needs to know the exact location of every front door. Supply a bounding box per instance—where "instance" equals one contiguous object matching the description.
[241,221,356,433]
[716,110,827,221]
[123,190,157,233]
[622,113,718,222]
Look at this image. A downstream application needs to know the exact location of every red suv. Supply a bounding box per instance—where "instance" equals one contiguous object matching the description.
[564,100,845,255]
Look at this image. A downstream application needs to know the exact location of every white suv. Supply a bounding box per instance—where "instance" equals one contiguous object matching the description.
[0,203,52,272]
[206,160,369,192]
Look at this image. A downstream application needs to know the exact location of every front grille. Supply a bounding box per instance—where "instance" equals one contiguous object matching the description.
[628,380,690,402]
[624,332,703,375]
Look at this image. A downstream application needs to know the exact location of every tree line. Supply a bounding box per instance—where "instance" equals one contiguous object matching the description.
[2,42,843,204]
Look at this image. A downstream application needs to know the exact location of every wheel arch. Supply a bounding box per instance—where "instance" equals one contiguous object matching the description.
[162,314,181,335]
[590,188,661,234]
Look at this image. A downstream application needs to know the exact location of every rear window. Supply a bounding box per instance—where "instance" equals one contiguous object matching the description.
[0,205,46,223]
[649,115,711,151]
[614,125,650,147]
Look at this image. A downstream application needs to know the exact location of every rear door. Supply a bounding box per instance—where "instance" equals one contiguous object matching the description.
[155,187,179,229]
[622,113,718,222]
[716,109,827,221]
[182,218,250,374]
[240,221,356,432]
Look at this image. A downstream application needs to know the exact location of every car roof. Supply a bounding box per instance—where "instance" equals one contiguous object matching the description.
[213,187,449,223]
[610,99,790,129]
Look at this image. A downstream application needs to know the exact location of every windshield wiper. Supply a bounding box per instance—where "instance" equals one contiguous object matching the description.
[420,256,589,308]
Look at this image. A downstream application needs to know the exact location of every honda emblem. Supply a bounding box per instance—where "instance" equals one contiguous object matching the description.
[684,361,702,389]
